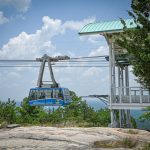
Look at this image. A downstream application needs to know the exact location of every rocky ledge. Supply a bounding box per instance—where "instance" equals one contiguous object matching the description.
[0,126,150,150]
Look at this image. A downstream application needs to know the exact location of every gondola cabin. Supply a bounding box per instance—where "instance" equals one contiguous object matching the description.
[28,87,71,106]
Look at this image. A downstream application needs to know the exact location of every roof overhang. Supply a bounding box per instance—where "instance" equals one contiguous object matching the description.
[79,19,136,35]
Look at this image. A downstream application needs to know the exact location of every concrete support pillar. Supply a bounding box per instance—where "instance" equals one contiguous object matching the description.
[124,65,131,128]
[112,42,116,103]
[126,110,131,128]
[121,67,124,96]
[118,67,121,103]
[125,66,129,96]
[108,39,116,127]
[108,40,113,127]
[119,109,122,127]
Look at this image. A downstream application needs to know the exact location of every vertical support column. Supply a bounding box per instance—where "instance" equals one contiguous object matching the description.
[125,65,131,128]
[108,40,113,127]
[119,109,122,128]
[118,66,123,128]
[140,87,142,103]
[120,67,124,102]
[125,66,129,96]
[126,110,131,128]
[112,42,116,103]
[107,39,116,127]
[118,67,121,103]
[105,35,117,128]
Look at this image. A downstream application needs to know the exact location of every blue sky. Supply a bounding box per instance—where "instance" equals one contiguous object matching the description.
[0,0,131,47]
[0,0,138,101]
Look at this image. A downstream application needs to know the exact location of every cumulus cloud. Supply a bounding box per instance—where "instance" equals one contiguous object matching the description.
[1,16,111,100]
[0,0,31,13]
[63,17,95,31]
[79,34,101,43]
[0,17,62,59]
[0,11,9,24]
[89,45,109,56]
[83,67,101,77]
[0,16,95,59]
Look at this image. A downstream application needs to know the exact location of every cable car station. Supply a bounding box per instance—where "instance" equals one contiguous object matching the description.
[0,19,150,129]
[79,19,150,128]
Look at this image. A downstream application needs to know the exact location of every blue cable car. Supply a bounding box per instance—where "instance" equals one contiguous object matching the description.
[29,87,71,106]
[28,54,72,106]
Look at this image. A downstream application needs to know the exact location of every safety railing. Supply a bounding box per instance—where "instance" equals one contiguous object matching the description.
[111,87,150,104]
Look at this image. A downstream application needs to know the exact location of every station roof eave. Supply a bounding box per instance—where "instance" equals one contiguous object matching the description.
[79,19,136,36]
[79,19,137,62]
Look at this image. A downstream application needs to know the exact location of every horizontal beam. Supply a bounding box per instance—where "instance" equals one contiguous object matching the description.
[109,103,150,110]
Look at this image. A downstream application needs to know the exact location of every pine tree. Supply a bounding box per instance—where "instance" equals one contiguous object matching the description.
[116,0,150,88]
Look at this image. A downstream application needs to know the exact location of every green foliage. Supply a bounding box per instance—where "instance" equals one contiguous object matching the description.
[92,138,137,148]
[0,98,16,124]
[126,129,138,134]
[131,116,137,128]
[16,97,49,124]
[140,143,150,150]
[116,0,150,88]
[0,92,111,127]
[139,106,150,121]
[46,92,111,127]
[91,109,110,127]
[121,137,137,148]
[0,121,8,129]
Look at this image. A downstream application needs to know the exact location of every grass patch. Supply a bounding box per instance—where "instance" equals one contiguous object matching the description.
[126,129,138,134]
[92,137,137,148]
[139,143,150,150]
[0,121,8,129]
[122,137,137,148]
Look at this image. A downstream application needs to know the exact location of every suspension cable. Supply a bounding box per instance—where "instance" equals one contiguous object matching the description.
[0,55,108,62]
[0,65,109,68]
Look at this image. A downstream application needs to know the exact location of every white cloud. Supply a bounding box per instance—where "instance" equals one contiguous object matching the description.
[0,11,9,24]
[89,45,109,56]
[63,17,95,31]
[83,67,101,77]
[0,17,62,59]
[79,34,101,43]
[0,16,112,101]
[0,16,95,59]
[7,71,21,78]
[0,0,31,13]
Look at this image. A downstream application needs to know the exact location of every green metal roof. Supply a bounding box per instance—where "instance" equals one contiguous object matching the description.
[79,19,136,35]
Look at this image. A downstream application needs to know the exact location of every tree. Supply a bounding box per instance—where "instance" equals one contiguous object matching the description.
[116,0,150,88]
[0,99,16,124]
[47,91,111,127]
[139,106,150,121]
[0,91,111,127]
[16,97,48,124]
[91,108,110,127]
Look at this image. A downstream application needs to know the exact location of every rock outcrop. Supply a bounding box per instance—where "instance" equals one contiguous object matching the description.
[0,126,150,150]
